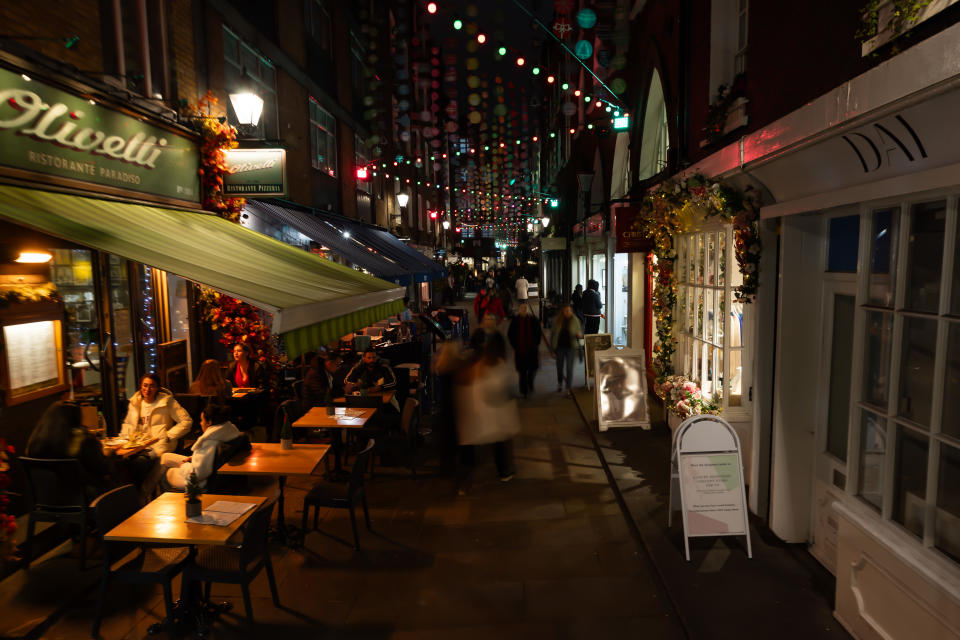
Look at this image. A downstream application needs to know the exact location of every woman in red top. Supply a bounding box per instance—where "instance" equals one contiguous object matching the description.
[224,343,265,389]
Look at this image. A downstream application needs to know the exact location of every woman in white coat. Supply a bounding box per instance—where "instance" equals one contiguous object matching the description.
[118,373,193,497]
[161,400,240,490]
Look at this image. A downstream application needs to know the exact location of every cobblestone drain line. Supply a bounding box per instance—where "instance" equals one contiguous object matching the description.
[571,395,692,640]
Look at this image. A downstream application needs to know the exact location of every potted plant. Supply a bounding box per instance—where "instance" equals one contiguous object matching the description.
[185,471,202,518]
[280,414,294,449]
[324,389,335,416]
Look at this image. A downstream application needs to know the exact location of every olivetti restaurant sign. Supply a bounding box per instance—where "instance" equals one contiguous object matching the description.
[0,67,199,204]
[222,148,287,197]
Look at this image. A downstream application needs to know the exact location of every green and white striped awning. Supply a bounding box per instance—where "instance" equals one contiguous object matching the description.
[0,184,404,358]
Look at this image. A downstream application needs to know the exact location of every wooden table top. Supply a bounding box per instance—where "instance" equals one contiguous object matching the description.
[293,407,376,429]
[218,443,330,476]
[104,493,265,546]
[103,436,159,458]
[332,390,395,405]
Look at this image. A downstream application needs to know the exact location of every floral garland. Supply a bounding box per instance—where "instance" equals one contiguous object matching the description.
[184,92,246,222]
[656,375,722,418]
[0,440,17,560]
[195,286,282,367]
[640,173,761,381]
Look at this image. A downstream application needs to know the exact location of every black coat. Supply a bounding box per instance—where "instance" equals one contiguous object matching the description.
[224,359,267,388]
[508,314,542,371]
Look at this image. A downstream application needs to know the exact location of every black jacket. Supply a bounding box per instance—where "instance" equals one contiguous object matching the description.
[224,359,266,388]
[581,288,603,315]
[344,361,397,390]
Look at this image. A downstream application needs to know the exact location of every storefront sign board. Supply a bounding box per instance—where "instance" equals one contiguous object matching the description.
[0,66,199,204]
[669,415,753,561]
[614,205,648,253]
[222,148,287,196]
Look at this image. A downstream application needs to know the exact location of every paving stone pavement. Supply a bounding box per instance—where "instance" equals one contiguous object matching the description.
[6,304,685,639]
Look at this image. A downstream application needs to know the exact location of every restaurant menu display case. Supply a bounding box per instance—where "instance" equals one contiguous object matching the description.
[0,289,67,407]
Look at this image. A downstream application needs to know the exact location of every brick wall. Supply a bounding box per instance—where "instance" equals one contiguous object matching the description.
[0,0,104,75]
[168,0,199,107]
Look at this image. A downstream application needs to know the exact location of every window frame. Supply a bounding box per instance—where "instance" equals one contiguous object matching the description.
[309,98,337,177]
[307,0,332,52]
[845,190,960,561]
[673,222,752,420]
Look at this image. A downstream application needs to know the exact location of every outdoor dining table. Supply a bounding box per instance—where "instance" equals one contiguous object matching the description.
[293,407,376,478]
[104,492,266,633]
[217,442,330,544]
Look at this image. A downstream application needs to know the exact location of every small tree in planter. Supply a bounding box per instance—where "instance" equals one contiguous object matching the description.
[185,471,203,518]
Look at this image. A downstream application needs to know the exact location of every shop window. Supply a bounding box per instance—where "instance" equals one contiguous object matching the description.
[853,197,960,558]
[674,226,749,414]
[310,98,337,177]
[827,215,860,272]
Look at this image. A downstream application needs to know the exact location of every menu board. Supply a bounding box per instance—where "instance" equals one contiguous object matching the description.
[678,453,747,535]
[4,321,61,390]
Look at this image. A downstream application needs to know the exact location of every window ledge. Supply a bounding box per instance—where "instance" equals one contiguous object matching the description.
[832,496,960,601]
[861,0,960,56]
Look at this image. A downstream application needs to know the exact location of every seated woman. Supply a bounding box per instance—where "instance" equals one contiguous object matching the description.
[224,343,266,389]
[160,400,240,491]
[26,401,110,495]
[118,373,193,496]
[189,358,232,401]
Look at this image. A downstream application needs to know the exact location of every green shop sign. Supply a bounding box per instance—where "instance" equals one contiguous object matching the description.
[0,67,199,204]
[222,148,287,197]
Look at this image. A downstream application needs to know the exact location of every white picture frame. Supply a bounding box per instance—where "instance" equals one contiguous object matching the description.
[594,346,650,431]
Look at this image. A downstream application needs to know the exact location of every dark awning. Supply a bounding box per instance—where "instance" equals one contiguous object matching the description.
[351,225,447,280]
[243,200,414,286]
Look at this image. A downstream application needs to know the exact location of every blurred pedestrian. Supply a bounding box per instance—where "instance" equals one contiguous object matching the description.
[515,273,529,305]
[508,303,542,398]
[551,304,583,393]
[455,332,518,485]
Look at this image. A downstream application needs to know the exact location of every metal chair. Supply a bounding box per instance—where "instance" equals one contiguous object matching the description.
[19,457,96,570]
[182,500,279,627]
[90,485,190,640]
[302,439,374,549]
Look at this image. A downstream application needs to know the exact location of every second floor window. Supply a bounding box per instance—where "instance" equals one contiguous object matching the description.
[310,99,337,177]
[223,26,278,140]
[308,0,331,52]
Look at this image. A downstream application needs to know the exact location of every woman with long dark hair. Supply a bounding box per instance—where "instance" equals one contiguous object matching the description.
[507,303,543,398]
[189,359,232,401]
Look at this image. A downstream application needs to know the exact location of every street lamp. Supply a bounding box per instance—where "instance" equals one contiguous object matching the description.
[229,89,264,127]
[442,220,451,230]
[396,193,409,208]
[541,216,550,227]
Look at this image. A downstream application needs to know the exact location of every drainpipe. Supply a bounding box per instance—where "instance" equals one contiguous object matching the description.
[136,0,153,97]
[112,0,125,80]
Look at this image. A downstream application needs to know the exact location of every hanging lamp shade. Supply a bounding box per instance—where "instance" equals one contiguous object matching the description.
[229,91,264,126]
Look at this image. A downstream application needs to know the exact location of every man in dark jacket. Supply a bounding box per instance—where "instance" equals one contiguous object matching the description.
[345,349,397,393]
[582,279,604,335]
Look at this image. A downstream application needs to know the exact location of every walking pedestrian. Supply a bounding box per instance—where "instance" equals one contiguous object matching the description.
[508,303,542,398]
[551,304,583,393]
[515,273,529,305]
[582,279,604,334]
[571,284,585,326]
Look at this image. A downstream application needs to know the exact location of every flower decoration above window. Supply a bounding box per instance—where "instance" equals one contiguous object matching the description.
[640,173,761,381]
[182,92,246,223]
